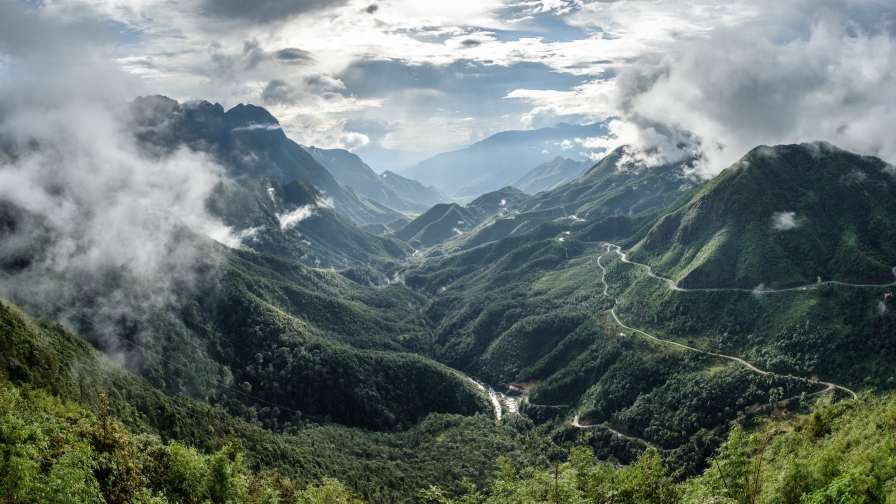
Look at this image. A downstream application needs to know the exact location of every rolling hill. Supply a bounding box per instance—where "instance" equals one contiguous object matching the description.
[392,187,529,249]
[437,146,697,253]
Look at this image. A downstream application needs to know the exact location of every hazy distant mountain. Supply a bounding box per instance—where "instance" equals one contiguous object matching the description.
[304,146,430,212]
[512,156,592,194]
[400,121,609,198]
[628,142,896,288]
[351,144,444,174]
[380,170,451,207]
[129,96,404,226]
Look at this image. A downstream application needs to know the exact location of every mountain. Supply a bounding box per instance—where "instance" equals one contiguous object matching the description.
[130,96,404,225]
[392,187,529,249]
[206,178,412,272]
[400,121,610,198]
[512,156,592,194]
[380,170,452,207]
[441,146,696,253]
[304,146,431,212]
[0,297,552,502]
[351,144,443,174]
[627,142,896,289]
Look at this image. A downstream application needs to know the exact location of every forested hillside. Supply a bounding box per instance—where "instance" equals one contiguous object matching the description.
[628,142,896,288]
[3,98,894,504]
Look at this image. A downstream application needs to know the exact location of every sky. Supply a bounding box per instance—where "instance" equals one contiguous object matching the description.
[2,0,896,175]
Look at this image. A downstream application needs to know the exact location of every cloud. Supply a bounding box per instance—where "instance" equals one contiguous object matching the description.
[15,0,896,163]
[0,0,235,385]
[261,79,300,105]
[293,119,370,150]
[771,211,800,231]
[202,0,350,23]
[278,204,316,229]
[581,2,896,174]
[274,47,313,63]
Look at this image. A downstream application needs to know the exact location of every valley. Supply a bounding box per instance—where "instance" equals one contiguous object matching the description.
[1,94,895,502]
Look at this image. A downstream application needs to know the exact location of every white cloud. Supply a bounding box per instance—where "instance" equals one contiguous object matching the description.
[278,204,316,229]
[6,0,896,165]
[771,211,800,231]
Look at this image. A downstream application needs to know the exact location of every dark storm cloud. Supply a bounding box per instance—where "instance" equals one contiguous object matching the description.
[205,41,313,82]
[202,0,351,23]
[365,4,378,14]
[461,39,481,47]
[261,78,298,105]
[337,59,583,100]
[274,47,313,62]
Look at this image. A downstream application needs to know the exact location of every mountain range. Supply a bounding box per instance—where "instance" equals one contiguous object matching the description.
[400,121,610,199]
[130,96,406,225]
[628,142,896,288]
[4,94,896,502]
[511,156,592,194]
[304,146,450,213]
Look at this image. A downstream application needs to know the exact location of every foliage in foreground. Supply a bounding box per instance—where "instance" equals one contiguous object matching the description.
[0,385,362,504]
[425,393,896,503]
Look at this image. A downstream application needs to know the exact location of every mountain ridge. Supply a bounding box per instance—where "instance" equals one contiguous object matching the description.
[628,141,896,289]
[400,121,610,198]
[130,95,404,226]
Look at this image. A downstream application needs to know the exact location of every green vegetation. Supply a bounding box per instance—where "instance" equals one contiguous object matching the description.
[628,142,896,288]
[0,298,562,502]
[425,393,896,503]
[6,132,896,503]
[207,178,412,271]
[393,186,529,249]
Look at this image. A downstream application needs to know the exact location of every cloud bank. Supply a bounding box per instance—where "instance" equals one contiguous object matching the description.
[0,0,238,391]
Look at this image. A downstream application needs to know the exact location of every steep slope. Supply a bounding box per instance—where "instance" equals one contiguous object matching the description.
[447,146,695,252]
[207,178,412,272]
[0,299,552,502]
[130,95,404,225]
[304,146,430,212]
[380,170,452,207]
[391,203,482,249]
[628,142,896,288]
[392,187,529,249]
[512,156,591,194]
[401,122,609,198]
[520,145,696,219]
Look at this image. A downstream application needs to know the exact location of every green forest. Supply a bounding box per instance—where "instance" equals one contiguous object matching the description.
[3,130,896,503]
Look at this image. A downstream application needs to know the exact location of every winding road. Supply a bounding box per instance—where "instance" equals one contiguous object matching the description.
[524,243,859,451]
[605,243,896,293]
